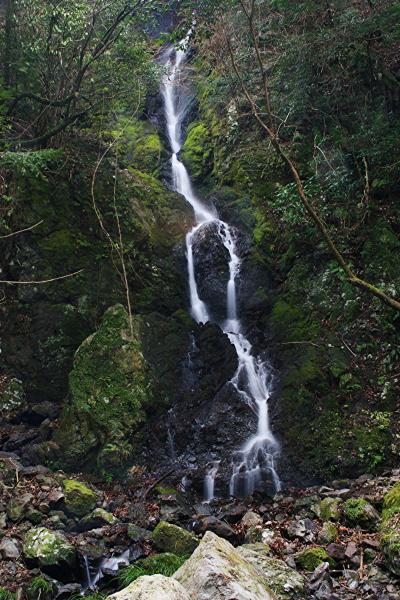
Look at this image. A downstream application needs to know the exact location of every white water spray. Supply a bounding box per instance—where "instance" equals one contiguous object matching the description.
[161,39,281,499]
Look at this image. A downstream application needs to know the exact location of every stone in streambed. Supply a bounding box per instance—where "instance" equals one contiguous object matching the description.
[22,527,77,581]
[106,574,190,600]
[174,531,277,599]
[237,543,306,599]
[152,521,199,556]
[62,479,97,517]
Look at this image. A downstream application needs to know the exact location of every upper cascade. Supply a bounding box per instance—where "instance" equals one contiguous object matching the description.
[161,38,281,499]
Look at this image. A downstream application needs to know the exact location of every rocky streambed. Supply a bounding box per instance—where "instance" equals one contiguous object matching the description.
[0,451,399,599]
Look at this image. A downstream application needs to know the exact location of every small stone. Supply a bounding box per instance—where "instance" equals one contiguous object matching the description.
[79,508,118,531]
[0,537,21,559]
[0,513,7,529]
[127,523,153,542]
[314,497,342,521]
[345,541,358,558]
[326,543,346,561]
[318,522,337,544]
[241,511,263,529]
[7,493,33,521]
[295,547,335,571]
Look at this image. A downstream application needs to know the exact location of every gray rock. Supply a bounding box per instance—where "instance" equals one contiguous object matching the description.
[192,516,237,543]
[0,537,21,559]
[241,511,263,529]
[174,531,277,599]
[106,574,190,600]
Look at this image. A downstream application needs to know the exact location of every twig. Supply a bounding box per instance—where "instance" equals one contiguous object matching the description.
[0,220,44,239]
[0,269,84,285]
[142,468,176,501]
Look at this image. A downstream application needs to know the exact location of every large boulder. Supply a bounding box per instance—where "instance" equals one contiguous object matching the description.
[191,221,230,322]
[237,544,306,600]
[152,521,199,556]
[22,527,77,581]
[380,482,400,576]
[106,574,190,600]
[174,531,277,599]
[62,479,97,517]
[54,305,153,473]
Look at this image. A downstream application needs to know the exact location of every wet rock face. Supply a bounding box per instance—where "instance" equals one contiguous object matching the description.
[191,221,230,323]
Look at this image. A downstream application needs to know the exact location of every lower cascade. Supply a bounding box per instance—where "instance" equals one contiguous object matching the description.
[161,39,281,499]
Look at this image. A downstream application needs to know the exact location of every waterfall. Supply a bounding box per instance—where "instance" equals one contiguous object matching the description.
[161,39,281,499]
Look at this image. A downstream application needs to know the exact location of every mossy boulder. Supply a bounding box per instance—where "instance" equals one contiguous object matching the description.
[316,497,343,522]
[181,122,213,182]
[380,483,400,576]
[294,547,335,571]
[80,507,118,530]
[62,479,97,517]
[22,527,77,580]
[343,498,380,531]
[152,521,199,556]
[55,305,153,473]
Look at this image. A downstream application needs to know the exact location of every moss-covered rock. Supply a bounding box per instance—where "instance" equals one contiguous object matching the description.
[62,479,97,517]
[343,498,380,531]
[55,305,153,473]
[181,122,213,182]
[380,483,400,576]
[22,527,77,579]
[152,521,199,556]
[316,497,343,521]
[318,521,338,544]
[80,507,118,530]
[294,547,335,571]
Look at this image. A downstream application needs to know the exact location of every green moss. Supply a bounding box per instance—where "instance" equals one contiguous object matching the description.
[62,479,97,517]
[319,497,342,521]
[118,553,188,587]
[295,547,335,571]
[109,117,164,173]
[55,305,153,473]
[152,521,199,556]
[181,122,213,182]
[343,498,380,530]
[381,484,400,576]
[23,527,76,568]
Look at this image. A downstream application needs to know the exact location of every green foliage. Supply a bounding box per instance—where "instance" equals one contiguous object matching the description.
[118,553,188,587]
[0,590,15,600]
[181,122,213,181]
[0,149,62,177]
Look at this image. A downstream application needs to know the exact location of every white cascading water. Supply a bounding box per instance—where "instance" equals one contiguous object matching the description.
[161,40,281,500]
